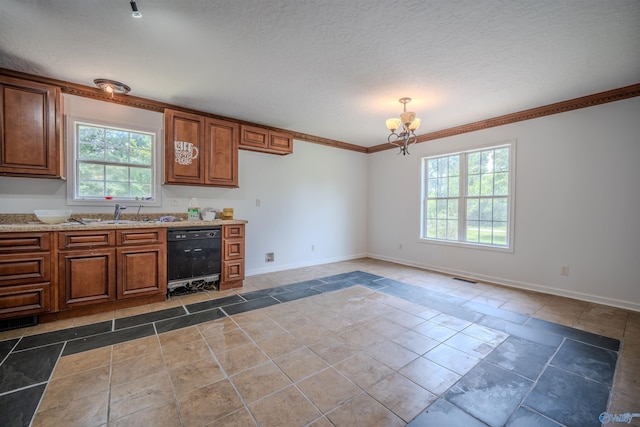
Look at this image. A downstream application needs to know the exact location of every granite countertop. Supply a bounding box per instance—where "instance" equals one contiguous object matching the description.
[0,213,247,232]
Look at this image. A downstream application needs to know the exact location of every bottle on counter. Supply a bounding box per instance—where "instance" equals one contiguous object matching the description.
[187,198,200,221]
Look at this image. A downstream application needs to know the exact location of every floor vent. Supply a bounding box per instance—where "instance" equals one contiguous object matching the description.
[453,277,478,284]
[0,315,38,332]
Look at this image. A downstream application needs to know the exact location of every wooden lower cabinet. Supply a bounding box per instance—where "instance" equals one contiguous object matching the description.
[58,248,116,308]
[117,245,166,299]
[57,228,166,311]
[220,224,245,290]
[0,232,52,319]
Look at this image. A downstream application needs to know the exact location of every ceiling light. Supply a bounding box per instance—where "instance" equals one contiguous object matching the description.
[93,79,131,96]
[386,97,421,155]
[130,1,142,18]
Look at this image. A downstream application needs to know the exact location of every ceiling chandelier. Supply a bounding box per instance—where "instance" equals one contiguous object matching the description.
[386,97,421,155]
[93,79,131,97]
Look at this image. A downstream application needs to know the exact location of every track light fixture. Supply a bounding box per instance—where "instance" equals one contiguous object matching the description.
[130,1,142,18]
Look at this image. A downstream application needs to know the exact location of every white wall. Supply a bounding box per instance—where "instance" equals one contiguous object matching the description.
[368,97,640,311]
[0,95,369,276]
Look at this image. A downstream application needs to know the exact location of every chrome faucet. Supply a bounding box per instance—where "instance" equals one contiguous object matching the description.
[114,204,127,221]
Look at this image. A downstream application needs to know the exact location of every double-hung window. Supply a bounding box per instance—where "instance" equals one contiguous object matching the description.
[421,141,515,250]
[67,117,160,206]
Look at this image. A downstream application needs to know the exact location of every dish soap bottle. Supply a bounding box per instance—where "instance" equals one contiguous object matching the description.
[187,198,200,221]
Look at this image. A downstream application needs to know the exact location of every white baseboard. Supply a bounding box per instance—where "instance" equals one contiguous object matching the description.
[245,253,368,277]
[367,253,640,313]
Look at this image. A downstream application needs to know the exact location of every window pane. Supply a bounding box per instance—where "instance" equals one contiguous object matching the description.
[78,142,105,161]
[468,152,481,175]
[426,218,437,238]
[481,150,494,173]
[106,182,130,197]
[467,174,480,196]
[447,220,458,240]
[447,199,458,219]
[106,165,129,182]
[448,176,459,197]
[426,199,437,219]
[438,157,448,177]
[78,181,104,198]
[437,178,448,198]
[78,125,104,144]
[479,221,493,244]
[78,163,104,181]
[480,173,494,196]
[436,220,448,239]
[480,199,493,221]
[466,198,479,221]
[494,148,509,172]
[494,198,508,221]
[494,172,509,195]
[466,220,479,242]
[493,222,508,246]
[130,132,152,150]
[130,167,151,184]
[428,159,438,179]
[130,148,152,165]
[448,156,459,176]
[436,199,448,219]
[427,178,438,198]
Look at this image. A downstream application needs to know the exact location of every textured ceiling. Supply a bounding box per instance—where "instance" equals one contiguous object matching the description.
[1,1,639,147]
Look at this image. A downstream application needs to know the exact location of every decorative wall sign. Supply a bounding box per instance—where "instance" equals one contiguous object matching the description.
[175,140,199,165]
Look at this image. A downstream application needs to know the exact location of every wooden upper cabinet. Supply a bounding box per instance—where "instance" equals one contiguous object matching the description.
[164,109,205,185]
[239,124,292,155]
[205,118,238,187]
[0,75,64,178]
[164,109,238,187]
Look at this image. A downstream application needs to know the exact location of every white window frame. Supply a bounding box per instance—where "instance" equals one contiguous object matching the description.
[420,140,516,252]
[66,115,162,207]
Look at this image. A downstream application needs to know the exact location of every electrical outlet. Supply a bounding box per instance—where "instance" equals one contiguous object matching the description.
[560,265,569,276]
[311,244,315,251]
[399,243,403,250]
[265,252,274,262]
[256,199,261,207]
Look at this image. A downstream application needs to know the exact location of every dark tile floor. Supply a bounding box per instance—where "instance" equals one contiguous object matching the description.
[0,267,627,426]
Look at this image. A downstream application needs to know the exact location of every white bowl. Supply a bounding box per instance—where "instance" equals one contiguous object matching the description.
[34,210,73,224]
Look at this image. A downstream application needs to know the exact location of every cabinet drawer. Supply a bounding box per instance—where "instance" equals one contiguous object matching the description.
[223,239,244,260]
[222,259,245,282]
[223,224,245,239]
[117,229,166,246]
[58,230,115,249]
[0,283,51,318]
[0,232,50,253]
[0,253,50,286]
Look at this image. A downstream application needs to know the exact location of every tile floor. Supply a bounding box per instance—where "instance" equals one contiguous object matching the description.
[0,258,639,427]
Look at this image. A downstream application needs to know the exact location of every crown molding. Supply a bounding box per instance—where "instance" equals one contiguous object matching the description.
[2,68,637,155]
[368,83,640,154]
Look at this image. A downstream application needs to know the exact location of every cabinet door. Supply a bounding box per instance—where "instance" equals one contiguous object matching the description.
[0,76,63,177]
[205,118,238,187]
[239,124,269,150]
[269,130,293,154]
[59,249,116,308]
[116,245,166,299]
[164,109,205,184]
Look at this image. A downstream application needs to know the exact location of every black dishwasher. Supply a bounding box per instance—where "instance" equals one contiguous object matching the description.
[167,226,221,293]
